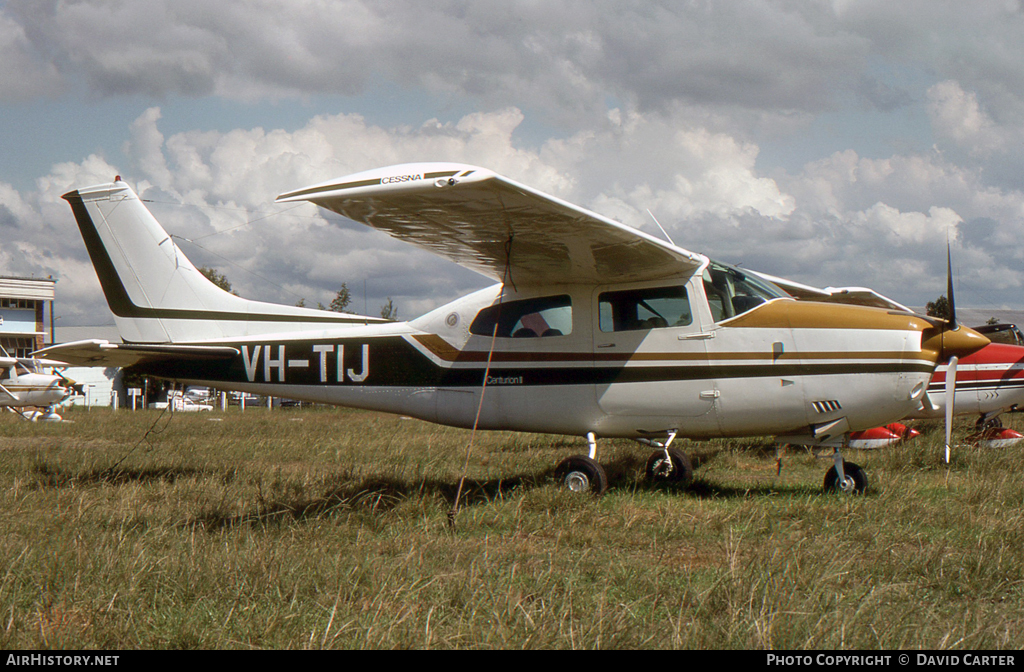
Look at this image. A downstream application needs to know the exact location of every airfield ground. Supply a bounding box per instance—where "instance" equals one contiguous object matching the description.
[0,406,1021,649]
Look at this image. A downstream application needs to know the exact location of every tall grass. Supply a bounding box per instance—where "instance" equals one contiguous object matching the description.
[0,406,1021,649]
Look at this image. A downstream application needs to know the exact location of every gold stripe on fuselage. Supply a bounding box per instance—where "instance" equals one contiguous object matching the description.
[722,299,932,331]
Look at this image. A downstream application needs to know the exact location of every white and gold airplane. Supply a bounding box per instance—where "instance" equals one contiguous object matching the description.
[37,163,989,494]
[0,347,73,421]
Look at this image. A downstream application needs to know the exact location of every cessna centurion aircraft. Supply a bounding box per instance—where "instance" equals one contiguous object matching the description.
[39,163,990,494]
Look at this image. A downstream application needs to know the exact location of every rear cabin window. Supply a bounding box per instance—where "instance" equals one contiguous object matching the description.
[599,285,692,332]
[470,295,572,338]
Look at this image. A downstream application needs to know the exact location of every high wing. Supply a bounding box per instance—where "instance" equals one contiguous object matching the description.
[748,270,914,313]
[277,163,707,286]
[0,355,70,370]
[34,340,239,368]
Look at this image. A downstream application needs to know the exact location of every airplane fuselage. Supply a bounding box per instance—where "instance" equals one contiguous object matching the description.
[133,279,942,442]
[911,342,1024,420]
[0,371,69,408]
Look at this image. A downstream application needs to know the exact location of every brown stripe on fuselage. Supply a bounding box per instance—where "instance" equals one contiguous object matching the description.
[410,333,931,364]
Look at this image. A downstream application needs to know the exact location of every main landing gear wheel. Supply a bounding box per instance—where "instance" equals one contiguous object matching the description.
[823,461,868,494]
[645,447,693,486]
[976,415,1003,431]
[555,455,608,495]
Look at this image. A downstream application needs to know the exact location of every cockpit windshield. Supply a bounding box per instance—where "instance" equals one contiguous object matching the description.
[703,260,787,322]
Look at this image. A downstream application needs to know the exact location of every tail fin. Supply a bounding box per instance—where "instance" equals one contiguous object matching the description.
[64,179,384,343]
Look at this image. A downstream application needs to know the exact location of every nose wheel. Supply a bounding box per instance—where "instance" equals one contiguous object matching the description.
[823,459,868,494]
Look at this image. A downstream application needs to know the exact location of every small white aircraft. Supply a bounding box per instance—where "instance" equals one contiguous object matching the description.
[0,347,73,421]
[38,163,989,494]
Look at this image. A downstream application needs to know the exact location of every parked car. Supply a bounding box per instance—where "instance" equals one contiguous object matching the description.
[184,386,212,403]
[150,391,213,411]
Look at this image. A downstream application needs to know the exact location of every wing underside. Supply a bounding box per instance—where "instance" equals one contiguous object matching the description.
[277,163,706,286]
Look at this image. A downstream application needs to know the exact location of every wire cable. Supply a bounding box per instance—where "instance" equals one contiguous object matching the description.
[447,233,514,530]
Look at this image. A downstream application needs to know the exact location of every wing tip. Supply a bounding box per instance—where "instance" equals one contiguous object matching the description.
[276,162,489,203]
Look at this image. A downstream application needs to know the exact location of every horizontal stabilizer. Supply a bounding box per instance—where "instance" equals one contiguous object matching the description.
[34,340,239,368]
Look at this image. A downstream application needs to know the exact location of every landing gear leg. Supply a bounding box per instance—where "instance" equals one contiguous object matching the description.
[555,432,608,495]
[644,430,693,486]
[823,449,868,494]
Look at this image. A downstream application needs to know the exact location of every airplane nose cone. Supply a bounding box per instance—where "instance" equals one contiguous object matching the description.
[921,325,990,361]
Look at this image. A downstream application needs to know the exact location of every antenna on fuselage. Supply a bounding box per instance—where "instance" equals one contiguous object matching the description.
[646,209,675,246]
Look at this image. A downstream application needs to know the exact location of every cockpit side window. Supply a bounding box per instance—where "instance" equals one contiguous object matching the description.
[599,285,692,332]
[703,261,786,322]
[470,294,572,338]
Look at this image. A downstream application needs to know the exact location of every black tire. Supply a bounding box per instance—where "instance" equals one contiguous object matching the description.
[976,415,1003,430]
[645,447,694,486]
[823,461,868,494]
[555,455,608,495]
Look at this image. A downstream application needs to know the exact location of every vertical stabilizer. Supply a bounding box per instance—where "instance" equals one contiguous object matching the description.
[64,180,384,343]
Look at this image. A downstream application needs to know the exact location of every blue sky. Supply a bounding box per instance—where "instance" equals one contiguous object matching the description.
[2,1,1024,325]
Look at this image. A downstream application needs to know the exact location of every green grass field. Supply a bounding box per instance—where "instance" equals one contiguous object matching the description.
[0,406,1021,649]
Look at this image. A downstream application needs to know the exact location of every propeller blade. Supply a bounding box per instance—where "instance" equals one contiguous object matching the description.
[946,243,957,327]
[945,355,958,464]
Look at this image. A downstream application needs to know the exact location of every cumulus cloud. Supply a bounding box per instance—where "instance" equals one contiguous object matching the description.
[6,0,1021,125]
[5,0,1024,322]
[1,104,799,323]
[927,80,1006,156]
[0,11,62,101]
[768,148,1024,305]
[12,100,1024,325]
